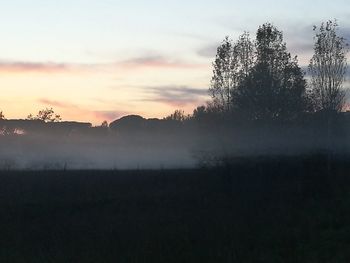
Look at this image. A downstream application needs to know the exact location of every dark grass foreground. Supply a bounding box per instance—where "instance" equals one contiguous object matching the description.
[0,155,350,262]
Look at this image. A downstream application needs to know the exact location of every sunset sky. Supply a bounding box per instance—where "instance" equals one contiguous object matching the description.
[0,0,349,124]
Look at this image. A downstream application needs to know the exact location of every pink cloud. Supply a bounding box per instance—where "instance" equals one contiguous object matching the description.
[139,85,208,107]
[0,54,207,74]
[93,110,128,121]
[0,61,70,73]
[38,99,78,109]
[118,56,206,70]
[0,60,110,74]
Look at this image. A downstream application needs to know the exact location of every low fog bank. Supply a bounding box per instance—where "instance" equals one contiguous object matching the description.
[0,114,349,170]
[0,133,196,170]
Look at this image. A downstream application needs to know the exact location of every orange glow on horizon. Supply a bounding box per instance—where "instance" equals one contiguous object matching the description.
[0,61,210,125]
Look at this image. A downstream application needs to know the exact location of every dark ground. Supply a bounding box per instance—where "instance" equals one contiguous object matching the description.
[0,155,350,262]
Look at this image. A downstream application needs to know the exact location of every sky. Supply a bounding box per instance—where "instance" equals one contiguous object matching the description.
[0,0,349,124]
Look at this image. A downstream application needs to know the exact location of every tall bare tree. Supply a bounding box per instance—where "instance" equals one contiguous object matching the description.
[308,20,349,174]
[209,36,235,112]
[308,20,348,112]
[233,32,255,80]
[209,33,255,112]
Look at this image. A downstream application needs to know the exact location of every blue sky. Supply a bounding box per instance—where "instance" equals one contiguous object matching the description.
[0,0,349,123]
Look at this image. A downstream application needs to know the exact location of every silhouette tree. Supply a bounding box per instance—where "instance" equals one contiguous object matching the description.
[234,32,256,79]
[192,106,207,119]
[209,36,235,112]
[0,111,5,120]
[164,109,189,122]
[308,20,348,113]
[308,20,349,172]
[27,108,62,122]
[232,23,307,121]
[209,33,255,112]
[101,120,108,128]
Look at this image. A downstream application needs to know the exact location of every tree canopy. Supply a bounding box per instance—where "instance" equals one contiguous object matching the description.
[232,23,307,121]
[27,108,62,122]
[209,23,308,121]
[308,20,348,113]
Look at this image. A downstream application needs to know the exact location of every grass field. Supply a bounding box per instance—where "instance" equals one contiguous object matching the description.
[0,155,350,262]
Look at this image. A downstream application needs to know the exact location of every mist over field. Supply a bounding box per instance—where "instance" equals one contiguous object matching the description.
[0,111,349,170]
[0,124,195,170]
